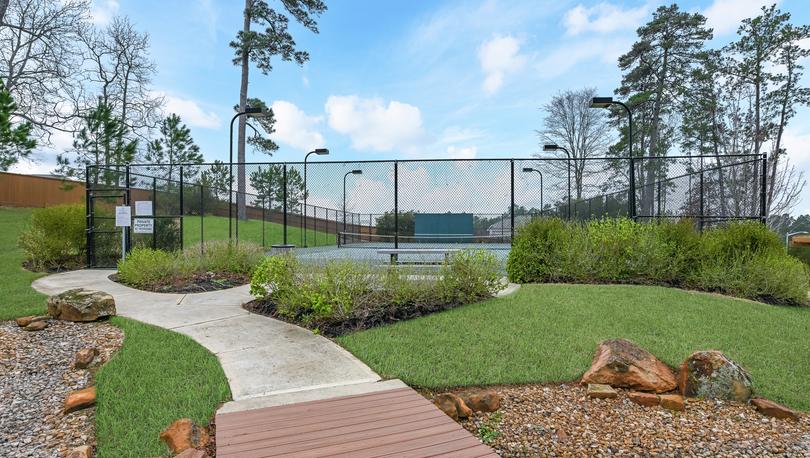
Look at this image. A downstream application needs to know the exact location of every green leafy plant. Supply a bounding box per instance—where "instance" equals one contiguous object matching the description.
[17,204,86,271]
[477,411,503,444]
[507,217,809,306]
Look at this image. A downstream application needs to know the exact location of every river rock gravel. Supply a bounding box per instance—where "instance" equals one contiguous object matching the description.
[457,383,810,457]
[0,319,123,457]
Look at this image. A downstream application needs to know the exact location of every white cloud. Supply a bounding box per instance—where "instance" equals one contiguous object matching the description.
[563,2,651,36]
[270,101,325,152]
[446,145,478,159]
[158,93,221,129]
[325,95,426,152]
[478,35,527,95]
[536,37,631,79]
[90,0,120,26]
[703,0,778,36]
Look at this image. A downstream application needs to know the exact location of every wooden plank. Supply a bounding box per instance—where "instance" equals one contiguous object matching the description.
[219,411,448,454]
[218,401,435,442]
[216,387,496,458]
[217,388,414,428]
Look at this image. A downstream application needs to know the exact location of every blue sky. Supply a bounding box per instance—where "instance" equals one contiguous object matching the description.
[15,0,810,212]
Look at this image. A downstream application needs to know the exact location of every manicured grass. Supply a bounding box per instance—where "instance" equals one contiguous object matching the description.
[0,207,48,319]
[95,317,230,458]
[0,207,230,456]
[182,214,336,248]
[338,284,810,411]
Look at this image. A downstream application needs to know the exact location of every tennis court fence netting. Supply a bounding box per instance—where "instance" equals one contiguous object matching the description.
[85,155,767,267]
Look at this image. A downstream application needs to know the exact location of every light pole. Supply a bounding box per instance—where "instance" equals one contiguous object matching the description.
[522,167,544,216]
[229,106,265,241]
[303,148,329,247]
[343,169,362,237]
[591,96,634,219]
[543,144,571,218]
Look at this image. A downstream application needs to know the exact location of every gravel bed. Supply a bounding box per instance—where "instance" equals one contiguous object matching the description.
[457,383,810,457]
[0,320,124,457]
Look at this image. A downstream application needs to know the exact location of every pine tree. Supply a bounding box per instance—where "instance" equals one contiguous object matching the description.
[145,114,203,182]
[230,0,326,220]
[0,83,35,171]
[56,100,137,185]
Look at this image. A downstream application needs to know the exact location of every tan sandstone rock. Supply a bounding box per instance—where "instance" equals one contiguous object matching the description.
[751,398,799,420]
[587,383,618,399]
[48,288,116,322]
[159,418,210,455]
[628,391,660,407]
[74,348,98,369]
[581,339,677,393]
[64,386,96,414]
[434,393,473,420]
[65,445,92,458]
[23,321,48,331]
[660,394,686,411]
[458,390,502,412]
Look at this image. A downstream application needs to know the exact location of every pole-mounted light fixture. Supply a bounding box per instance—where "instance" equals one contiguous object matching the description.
[229,105,270,240]
[343,169,363,235]
[303,148,331,247]
[589,95,635,219]
[590,96,614,108]
[522,167,544,216]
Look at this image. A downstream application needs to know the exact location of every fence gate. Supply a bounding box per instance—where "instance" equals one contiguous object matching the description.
[86,166,130,268]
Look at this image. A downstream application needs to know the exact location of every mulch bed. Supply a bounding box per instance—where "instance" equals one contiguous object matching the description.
[0,319,124,456]
[448,383,810,457]
[110,272,248,293]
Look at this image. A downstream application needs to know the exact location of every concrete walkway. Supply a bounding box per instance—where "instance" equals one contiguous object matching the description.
[31,270,381,407]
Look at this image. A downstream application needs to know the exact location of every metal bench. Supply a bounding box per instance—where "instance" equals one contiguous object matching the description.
[377,248,460,265]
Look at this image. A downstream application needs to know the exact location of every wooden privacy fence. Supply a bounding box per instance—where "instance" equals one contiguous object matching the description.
[0,172,85,208]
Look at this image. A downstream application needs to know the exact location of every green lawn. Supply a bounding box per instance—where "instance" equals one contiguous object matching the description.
[338,283,810,411]
[0,207,47,319]
[182,214,336,248]
[95,317,230,457]
[0,207,230,456]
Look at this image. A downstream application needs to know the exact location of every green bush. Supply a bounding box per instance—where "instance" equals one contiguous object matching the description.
[18,204,86,271]
[250,249,505,335]
[507,217,809,306]
[117,241,263,290]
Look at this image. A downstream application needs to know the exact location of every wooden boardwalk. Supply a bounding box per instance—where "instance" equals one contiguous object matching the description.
[216,387,497,458]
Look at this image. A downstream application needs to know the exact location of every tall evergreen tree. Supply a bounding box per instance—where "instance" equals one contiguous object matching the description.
[56,100,137,184]
[0,83,35,171]
[615,4,712,216]
[145,114,203,182]
[230,0,326,220]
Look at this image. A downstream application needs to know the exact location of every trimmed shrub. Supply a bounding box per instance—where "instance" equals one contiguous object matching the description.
[117,241,263,291]
[18,204,86,271]
[250,249,505,335]
[507,217,809,306]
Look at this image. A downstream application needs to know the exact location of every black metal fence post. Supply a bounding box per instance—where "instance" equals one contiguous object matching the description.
[283,164,288,245]
[199,183,204,254]
[394,161,399,249]
[152,177,157,250]
[510,160,515,243]
[760,154,768,224]
[567,159,572,220]
[262,199,266,248]
[179,166,184,250]
[656,178,662,220]
[629,157,636,220]
[125,165,131,254]
[85,165,93,267]
[699,156,705,231]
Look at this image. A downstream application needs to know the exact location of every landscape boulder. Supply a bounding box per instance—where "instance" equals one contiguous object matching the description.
[659,394,686,411]
[458,390,502,412]
[65,445,92,458]
[64,386,96,414]
[581,339,677,393]
[586,383,618,399]
[434,393,473,420]
[751,398,799,420]
[677,350,753,402]
[23,321,48,332]
[74,348,98,369]
[15,315,48,327]
[628,391,660,407]
[159,418,210,455]
[48,289,116,322]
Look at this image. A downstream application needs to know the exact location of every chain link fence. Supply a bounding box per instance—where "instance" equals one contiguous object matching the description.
[86,154,766,267]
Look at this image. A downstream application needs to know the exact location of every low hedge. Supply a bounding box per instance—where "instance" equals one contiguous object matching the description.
[507,218,809,306]
[18,204,86,271]
[249,249,505,335]
[117,241,264,291]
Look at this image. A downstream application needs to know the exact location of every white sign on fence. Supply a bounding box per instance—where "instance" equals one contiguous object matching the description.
[133,218,154,234]
[135,200,153,216]
[115,206,131,227]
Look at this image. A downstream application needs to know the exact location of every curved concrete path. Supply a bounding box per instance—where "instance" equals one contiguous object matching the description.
[32,270,381,408]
